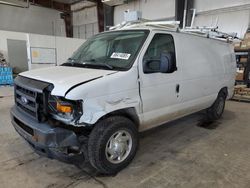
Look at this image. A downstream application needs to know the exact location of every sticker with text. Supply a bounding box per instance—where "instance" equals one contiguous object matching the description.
[110,52,131,60]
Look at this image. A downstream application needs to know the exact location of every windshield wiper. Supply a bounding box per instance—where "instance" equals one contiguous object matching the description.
[84,59,114,70]
[61,61,114,70]
[62,58,114,70]
[67,57,78,62]
[61,58,79,66]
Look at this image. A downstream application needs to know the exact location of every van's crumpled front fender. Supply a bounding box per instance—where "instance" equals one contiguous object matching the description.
[65,68,142,126]
[79,95,141,125]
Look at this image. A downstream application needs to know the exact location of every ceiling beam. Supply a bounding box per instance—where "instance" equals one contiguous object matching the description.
[96,0,104,32]
[29,0,70,13]
[71,0,96,5]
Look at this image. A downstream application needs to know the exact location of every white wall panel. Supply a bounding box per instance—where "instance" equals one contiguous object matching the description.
[193,0,250,38]
[72,6,98,39]
[0,30,85,70]
[0,4,66,36]
[114,0,175,25]
[195,0,250,12]
[28,34,85,68]
[73,6,98,25]
[194,10,249,38]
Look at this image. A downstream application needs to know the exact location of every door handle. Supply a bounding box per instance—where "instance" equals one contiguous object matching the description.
[176,84,180,93]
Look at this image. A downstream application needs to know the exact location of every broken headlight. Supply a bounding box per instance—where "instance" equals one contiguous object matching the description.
[48,95,82,124]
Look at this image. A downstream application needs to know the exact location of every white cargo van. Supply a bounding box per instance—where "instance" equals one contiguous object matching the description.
[11,22,236,174]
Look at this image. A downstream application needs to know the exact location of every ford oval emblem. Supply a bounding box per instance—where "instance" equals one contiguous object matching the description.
[21,96,28,105]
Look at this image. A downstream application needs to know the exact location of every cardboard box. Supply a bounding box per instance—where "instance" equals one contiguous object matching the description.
[241,41,248,50]
[240,57,248,63]
[244,33,250,40]
[234,42,241,50]
[236,72,244,80]
[246,40,250,48]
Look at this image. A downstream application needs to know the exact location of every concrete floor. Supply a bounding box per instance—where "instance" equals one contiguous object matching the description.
[0,86,250,188]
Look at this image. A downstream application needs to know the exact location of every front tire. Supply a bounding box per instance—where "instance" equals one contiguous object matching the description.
[88,116,138,175]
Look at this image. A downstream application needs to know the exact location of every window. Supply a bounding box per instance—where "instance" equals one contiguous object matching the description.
[143,34,176,73]
[67,30,149,71]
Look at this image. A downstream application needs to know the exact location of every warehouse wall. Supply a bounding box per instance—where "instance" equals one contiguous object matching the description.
[194,0,250,12]
[114,0,175,25]
[113,0,249,38]
[0,4,66,36]
[0,30,85,71]
[72,6,99,39]
[193,0,250,38]
[28,34,85,69]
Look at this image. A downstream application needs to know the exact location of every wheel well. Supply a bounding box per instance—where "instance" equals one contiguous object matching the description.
[99,108,140,128]
[219,87,228,98]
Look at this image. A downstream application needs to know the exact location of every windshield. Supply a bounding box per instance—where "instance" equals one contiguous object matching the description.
[63,30,149,71]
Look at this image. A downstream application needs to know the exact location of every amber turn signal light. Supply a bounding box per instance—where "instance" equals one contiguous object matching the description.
[56,102,72,113]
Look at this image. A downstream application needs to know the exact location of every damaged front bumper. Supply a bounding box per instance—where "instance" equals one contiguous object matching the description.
[10,106,87,164]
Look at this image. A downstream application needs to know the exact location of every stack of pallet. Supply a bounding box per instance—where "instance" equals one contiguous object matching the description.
[233,85,250,102]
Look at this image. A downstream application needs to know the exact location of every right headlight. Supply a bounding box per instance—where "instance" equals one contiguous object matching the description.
[56,100,73,114]
[48,95,83,124]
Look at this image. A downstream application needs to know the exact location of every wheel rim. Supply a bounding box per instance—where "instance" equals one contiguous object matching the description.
[105,130,132,164]
[216,97,225,115]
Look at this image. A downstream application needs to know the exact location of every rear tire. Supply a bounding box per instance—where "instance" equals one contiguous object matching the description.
[206,92,226,121]
[88,116,138,175]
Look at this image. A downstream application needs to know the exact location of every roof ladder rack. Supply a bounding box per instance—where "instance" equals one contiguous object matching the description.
[109,20,180,31]
[182,26,239,42]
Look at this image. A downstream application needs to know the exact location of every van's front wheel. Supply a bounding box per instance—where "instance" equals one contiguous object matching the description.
[206,92,226,120]
[88,116,138,175]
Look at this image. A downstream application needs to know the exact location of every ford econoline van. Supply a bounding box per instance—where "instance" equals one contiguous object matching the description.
[11,23,236,174]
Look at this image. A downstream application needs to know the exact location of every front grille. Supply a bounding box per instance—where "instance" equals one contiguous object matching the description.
[15,84,42,121]
[14,76,52,122]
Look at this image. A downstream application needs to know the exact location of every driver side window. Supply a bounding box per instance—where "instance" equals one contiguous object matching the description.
[143,34,176,73]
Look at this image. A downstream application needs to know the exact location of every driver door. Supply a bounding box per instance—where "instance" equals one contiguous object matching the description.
[139,32,182,130]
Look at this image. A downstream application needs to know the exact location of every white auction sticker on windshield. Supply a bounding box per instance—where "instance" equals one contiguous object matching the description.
[111,52,131,60]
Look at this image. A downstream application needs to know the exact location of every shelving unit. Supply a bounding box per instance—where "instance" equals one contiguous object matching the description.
[235,49,250,88]
[232,48,250,102]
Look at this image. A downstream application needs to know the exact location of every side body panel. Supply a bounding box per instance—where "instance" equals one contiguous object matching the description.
[138,30,236,131]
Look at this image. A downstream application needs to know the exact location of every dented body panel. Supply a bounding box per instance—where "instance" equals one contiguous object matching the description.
[65,67,142,125]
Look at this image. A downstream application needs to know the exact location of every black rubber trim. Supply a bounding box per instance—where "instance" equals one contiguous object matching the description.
[64,76,102,97]
[15,75,51,93]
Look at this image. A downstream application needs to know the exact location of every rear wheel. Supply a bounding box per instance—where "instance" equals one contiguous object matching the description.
[88,116,138,175]
[206,92,226,121]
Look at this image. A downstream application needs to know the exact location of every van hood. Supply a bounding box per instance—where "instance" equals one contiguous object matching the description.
[20,66,117,96]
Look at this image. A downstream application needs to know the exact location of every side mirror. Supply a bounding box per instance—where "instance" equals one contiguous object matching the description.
[160,52,176,73]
